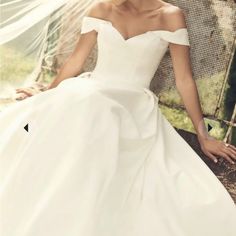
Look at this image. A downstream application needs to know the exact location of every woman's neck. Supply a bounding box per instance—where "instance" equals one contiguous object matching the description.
[125,0,162,12]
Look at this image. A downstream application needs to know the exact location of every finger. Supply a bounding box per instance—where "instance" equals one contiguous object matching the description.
[15,92,25,97]
[16,91,30,96]
[205,151,218,163]
[16,88,27,93]
[222,142,236,152]
[221,142,236,158]
[15,94,28,100]
[228,145,236,153]
[225,147,236,160]
[221,142,236,155]
[229,144,236,152]
[16,89,26,93]
[16,91,32,99]
[18,89,33,96]
[218,151,235,164]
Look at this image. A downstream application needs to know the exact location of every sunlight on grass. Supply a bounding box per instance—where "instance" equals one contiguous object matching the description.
[39,70,56,84]
[159,106,226,140]
[158,71,227,140]
[159,71,225,115]
[0,46,35,83]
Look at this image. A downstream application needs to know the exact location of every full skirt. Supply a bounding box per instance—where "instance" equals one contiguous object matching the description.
[0,72,236,236]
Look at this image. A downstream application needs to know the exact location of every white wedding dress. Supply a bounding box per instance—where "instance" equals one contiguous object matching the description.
[0,16,236,236]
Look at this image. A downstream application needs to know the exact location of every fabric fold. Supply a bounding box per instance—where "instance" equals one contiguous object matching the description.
[159,28,190,46]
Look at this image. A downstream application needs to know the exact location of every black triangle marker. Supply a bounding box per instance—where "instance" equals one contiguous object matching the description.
[207,123,213,132]
[24,124,29,132]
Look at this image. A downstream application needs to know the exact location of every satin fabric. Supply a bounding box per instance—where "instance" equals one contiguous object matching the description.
[0,16,236,236]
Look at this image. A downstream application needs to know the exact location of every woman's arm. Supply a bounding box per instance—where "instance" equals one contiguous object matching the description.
[48,2,111,89]
[16,2,108,96]
[165,8,236,164]
[48,2,110,89]
[16,23,97,98]
[47,31,97,89]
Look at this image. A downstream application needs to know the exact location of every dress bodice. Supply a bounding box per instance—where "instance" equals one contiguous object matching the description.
[80,16,190,89]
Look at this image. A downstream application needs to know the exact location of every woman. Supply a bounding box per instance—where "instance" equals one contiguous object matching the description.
[1,0,236,235]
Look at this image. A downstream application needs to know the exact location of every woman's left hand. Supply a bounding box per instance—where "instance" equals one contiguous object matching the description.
[197,135,236,164]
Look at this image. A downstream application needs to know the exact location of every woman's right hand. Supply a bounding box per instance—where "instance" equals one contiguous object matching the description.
[15,83,48,100]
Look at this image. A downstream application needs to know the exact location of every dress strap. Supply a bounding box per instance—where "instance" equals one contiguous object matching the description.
[160,28,190,46]
[80,16,109,34]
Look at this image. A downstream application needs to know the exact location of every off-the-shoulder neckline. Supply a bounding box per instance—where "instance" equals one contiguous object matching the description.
[83,16,188,42]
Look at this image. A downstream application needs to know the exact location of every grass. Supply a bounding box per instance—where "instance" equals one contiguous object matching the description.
[158,71,228,140]
[158,71,225,115]
[0,46,35,84]
[159,104,226,140]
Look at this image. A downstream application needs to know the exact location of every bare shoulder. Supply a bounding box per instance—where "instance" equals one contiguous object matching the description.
[161,4,188,31]
[86,0,112,19]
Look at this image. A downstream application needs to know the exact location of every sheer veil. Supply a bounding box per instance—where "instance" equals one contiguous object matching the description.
[0,0,97,96]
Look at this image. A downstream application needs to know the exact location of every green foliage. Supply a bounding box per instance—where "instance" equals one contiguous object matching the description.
[159,104,226,140]
[159,71,225,115]
[39,70,56,84]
